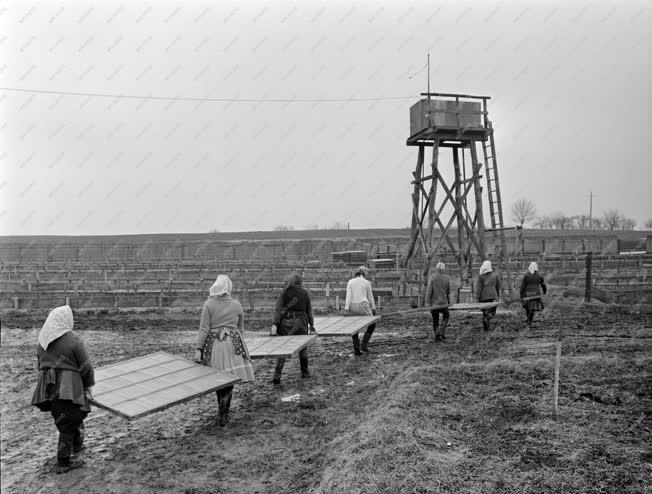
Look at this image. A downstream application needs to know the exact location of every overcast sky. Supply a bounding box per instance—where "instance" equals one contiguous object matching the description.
[1,0,649,236]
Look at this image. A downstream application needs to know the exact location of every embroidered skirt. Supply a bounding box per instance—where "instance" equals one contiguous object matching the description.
[348,301,373,316]
[201,329,254,383]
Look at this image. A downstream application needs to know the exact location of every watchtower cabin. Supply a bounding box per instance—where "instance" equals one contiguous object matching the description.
[404,92,512,299]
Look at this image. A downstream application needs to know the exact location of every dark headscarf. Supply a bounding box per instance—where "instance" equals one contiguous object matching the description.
[354,265,369,277]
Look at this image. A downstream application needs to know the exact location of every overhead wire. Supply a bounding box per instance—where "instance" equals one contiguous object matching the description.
[0,86,418,103]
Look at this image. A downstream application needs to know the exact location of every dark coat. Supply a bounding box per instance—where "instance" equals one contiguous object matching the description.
[477,272,501,302]
[273,274,314,335]
[32,332,95,412]
[520,272,547,299]
[425,272,451,306]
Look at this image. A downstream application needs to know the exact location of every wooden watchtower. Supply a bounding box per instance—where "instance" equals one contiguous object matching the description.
[404,91,511,298]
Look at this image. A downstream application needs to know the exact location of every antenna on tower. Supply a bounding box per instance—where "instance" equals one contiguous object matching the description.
[427,53,430,102]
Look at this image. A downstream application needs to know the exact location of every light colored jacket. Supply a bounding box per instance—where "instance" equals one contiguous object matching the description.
[345,276,376,311]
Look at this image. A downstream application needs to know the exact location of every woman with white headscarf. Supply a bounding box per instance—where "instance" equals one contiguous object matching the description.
[31,305,95,473]
[425,262,451,342]
[193,275,254,426]
[476,260,502,331]
[519,262,547,325]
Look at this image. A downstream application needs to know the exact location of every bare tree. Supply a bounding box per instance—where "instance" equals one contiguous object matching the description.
[331,221,347,230]
[621,218,636,230]
[575,215,591,230]
[274,225,294,231]
[551,212,572,230]
[534,215,552,229]
[602,210,622,231]
[511,199,536,227]
[645,219,652,231]
[592,217,605,230]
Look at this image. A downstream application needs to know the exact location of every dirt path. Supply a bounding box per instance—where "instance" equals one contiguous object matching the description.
[1,304,650,493]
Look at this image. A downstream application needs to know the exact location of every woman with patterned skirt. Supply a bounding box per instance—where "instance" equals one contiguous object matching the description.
[194,275,254,426]
[520,262,547,325]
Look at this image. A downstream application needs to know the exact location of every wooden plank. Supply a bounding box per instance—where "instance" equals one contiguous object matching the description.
[312,317,343,332]
[94,352,176,382]
[313,316,381,336]
[449,301,501,310]
[382,304,452,316]
[94,359,196,396]
[246,336,293,356]
[96,364,216,403]
[89,352,239,420]
[245,335,316,359]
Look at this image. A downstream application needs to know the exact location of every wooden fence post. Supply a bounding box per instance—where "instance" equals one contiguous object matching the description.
[585,252,592,302]
[553,341,562,418]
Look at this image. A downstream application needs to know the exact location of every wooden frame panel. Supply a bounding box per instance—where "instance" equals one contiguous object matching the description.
[90,351,240,420]
[245,335,317,359]
[313,316,381,336]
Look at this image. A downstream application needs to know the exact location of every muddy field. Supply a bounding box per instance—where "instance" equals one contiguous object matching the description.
[1,303,651,493]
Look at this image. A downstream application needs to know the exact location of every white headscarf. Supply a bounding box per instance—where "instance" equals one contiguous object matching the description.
[38,305,74,350]
[209,275,232,297]
[528,262,538,274]
[435,262,446,273]
[479,260,492,275]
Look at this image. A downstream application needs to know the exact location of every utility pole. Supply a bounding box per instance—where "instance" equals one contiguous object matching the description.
[589,191,593,228]
[427,53,430,101]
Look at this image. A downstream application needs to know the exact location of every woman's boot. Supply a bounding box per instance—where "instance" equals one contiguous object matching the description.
[352,334,362,356]
[439,320,448,340]
[273,359,285,385]
[217,387,233,427]
[220,390,232,427]
[361,331,372,353]
[299,350,310,378]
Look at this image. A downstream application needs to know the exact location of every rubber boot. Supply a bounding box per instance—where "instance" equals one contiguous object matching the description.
[216,390,224,417]
[299,351,310,378]
[361,331,372,353]
[439,320,448,340]
[57,434,84,473]
[56,459,84,474]
[72,423,85,454]
[352,334,362,356]
[273,359,285,385]
[219,389,232,427]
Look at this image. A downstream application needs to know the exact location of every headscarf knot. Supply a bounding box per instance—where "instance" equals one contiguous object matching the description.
[210,275,233,297]
[38,305,74,350]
